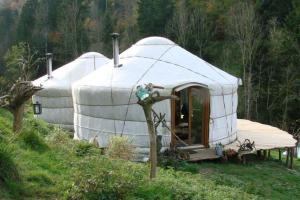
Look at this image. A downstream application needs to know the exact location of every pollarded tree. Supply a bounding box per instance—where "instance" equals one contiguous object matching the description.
[0,43,42,133]
[0,80,42,133]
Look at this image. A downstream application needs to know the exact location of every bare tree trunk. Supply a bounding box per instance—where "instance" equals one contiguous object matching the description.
[12,103,25,133]
[141,104,157,179]
[246,72,252,119]
[282,66,290,130]
[137,84,178,179]
[229,1,261,120]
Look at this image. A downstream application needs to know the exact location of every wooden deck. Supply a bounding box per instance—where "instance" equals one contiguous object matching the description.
[178,145,221,161]
[188,148,221,161]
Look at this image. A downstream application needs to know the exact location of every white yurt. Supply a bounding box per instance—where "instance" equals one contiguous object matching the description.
[32,52,110,129]
[72,37,239,154]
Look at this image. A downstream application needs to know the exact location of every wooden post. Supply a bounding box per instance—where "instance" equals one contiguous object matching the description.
[279,149,282,161]
[263,150,267,160]
[257,150,261,158]
[267,150,271,159]
[289,148,294,169]
[286,148,289,167]
[242,155,246,164]
[188,88,192,145]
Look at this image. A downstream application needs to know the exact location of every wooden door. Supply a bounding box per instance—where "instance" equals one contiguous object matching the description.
[171,86,209,147]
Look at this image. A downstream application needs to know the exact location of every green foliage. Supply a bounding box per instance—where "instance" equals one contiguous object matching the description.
[106,136,135,160]
[1,107,300,199]
[16,0,38,43]
[18,129,49,152]
[2,42,42,93]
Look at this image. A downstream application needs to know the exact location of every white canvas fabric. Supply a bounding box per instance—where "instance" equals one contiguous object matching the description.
[32,52,110,129]
[73,37,239,150]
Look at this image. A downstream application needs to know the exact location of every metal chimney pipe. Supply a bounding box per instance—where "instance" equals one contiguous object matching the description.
[46,53,53,79]
[111,33,122,68]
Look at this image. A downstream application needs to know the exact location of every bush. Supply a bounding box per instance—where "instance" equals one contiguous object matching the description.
[106,136,134,160]
[0,142,19,185]
[18,129,48,152]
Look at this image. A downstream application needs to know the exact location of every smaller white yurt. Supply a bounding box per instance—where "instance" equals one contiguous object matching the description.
[32,52,110,129]
[73,36,239,155]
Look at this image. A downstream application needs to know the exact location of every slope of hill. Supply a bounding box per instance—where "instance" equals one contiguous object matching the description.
[0,106,300,199]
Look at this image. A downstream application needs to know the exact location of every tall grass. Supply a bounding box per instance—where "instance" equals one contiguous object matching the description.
[106,136,135,160]
[18,129,49,152]
[0,142,20,187]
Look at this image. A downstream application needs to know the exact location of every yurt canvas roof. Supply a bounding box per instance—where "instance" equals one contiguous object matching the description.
[75,38,238,95]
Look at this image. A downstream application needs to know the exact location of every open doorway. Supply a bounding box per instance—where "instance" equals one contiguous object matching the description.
[171,86,210,148]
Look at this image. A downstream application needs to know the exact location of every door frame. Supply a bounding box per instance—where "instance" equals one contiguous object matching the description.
[171,85,210,148]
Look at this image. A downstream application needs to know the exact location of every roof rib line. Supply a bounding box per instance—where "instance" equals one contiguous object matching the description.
[120,45,176,135]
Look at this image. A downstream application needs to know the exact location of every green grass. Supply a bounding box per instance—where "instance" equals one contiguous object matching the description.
[0,106,300,199]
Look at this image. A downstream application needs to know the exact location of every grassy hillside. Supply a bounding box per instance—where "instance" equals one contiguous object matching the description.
[0,107,300,199]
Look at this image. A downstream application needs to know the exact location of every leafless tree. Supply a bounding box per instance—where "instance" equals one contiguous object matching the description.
[191,7,214,57]
[166,1,191,48]
[228,1,262,119]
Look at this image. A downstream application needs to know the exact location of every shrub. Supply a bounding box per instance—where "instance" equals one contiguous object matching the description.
[18,129,48,152]
[0,142,20,185]
[46,127,71,146]
[158,149,199,173]
[25,118,53,137]
[106,136,134,160]
[74,142,94,157]
[0,117,13,136]
[65,157,145,200]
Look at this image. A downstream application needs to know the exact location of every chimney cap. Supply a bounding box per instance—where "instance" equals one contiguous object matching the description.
[111,33,119,39]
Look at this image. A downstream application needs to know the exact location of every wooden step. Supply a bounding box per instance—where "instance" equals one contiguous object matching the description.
[177,144,205,151]
[188,148,221,161]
